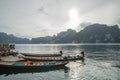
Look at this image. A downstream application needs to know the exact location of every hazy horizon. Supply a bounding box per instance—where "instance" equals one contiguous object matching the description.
[0,0,120,39]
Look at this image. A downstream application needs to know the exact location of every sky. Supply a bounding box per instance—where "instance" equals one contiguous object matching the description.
[0,0,120,39]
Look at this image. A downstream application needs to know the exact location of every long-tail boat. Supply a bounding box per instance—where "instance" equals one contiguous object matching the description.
[21,53,62,57]
[22,56,83,61]
[0,60,68,69]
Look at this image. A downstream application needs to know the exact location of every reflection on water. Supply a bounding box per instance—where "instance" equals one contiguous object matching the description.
[66,59,120,80]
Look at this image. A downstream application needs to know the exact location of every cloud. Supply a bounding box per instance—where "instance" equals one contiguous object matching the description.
[38,6,48,15]
[0,0,120,38]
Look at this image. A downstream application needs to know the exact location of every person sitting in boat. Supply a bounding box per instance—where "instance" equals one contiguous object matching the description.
[80,51,85,63]
[60,51,63,55]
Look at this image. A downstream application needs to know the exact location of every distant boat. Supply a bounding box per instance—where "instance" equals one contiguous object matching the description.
[21,53,62,57]
[0,60,68,69]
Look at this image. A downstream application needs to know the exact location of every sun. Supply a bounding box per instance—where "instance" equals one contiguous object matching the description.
[69,8,79,20]
[67,8,80,29]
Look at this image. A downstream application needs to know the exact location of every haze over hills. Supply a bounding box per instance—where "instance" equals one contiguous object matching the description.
[0,23,120,44]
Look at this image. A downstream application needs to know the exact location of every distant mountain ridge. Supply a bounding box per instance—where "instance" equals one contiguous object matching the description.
[0,23,120,43]
[0,32,30,44]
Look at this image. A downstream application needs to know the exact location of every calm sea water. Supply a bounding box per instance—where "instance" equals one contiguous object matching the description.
[0,44,120,80]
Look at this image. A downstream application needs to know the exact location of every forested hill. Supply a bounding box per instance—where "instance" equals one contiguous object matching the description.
[31,24,120,43]
[0,23,120,44]
[75,24,120,43]
[0,32,30,44]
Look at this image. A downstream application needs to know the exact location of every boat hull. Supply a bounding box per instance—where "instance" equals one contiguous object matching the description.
[0,66,69,75]
[22,56,82,61]
[21,53,62,57]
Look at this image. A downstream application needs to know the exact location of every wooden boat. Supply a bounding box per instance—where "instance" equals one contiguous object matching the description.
[0,60,68,69]
[22,56,83,61]
[21,53,62,57]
